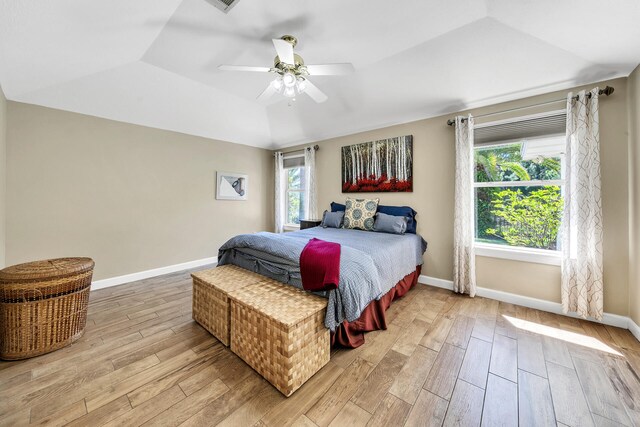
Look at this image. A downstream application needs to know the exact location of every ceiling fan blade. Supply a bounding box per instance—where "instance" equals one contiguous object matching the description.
[303,79,328,103]
[306,63,355,75]
[257,84,278,102]
[272,39,295,65]
[218,65,271,73]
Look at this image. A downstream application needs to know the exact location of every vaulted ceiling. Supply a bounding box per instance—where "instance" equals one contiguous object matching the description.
[1,0,639,149]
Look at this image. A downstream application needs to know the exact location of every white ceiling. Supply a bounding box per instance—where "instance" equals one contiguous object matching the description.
[1,0,639,149]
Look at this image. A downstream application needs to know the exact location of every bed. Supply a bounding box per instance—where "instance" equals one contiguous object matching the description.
[218,225,427,348]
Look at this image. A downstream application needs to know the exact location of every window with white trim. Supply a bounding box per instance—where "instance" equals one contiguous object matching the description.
[284,155,306,226]
[473,112,566,256]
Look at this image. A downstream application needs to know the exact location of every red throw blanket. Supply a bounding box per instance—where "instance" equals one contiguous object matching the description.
[300,238,341,292]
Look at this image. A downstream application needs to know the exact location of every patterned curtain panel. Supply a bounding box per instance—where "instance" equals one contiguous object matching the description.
[304,147,318,220]
[274,152,285,233]
[453,115,476,297]
[562,88,604,320]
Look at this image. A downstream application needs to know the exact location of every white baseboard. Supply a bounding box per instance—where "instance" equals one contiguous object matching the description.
[629,318,640,342]
[91,257,218,290]
[419,274,634,332]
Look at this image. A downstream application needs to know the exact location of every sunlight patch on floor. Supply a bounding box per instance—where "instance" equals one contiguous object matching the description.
[503,315,622,356]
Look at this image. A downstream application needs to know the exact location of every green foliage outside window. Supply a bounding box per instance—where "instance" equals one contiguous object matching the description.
[474,142,563,250]
[485,187,563,250]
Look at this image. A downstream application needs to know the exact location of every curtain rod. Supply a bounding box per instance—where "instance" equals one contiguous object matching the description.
[274,144,319,156]
[446,86,615,126]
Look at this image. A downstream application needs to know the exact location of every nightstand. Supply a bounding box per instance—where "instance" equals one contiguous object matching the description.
[300,219,322,230]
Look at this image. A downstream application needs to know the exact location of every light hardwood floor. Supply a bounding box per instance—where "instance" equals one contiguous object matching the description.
[1,266,640,426]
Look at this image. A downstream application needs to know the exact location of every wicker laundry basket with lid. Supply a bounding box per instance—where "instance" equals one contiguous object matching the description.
[0,257,95,360]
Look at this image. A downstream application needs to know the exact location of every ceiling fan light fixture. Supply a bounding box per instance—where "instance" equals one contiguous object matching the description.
[283,86,296,98]
[271,75,283,91]
[296,77,306,93]
[282,71,296,88]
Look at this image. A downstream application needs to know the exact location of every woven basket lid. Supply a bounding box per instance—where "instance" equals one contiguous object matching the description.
[0,258,95,284]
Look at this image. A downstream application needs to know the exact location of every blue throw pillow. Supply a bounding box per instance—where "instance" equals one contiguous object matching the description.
[330,202,418,234]
[374,212,407,234]
[321,210,344,228]
[377,205,417,234]
[330,202,346,212]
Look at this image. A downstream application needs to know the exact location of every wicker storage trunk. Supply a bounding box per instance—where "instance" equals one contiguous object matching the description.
[191,265,267,346]
[0,258,95,360]
[230,280,330,396]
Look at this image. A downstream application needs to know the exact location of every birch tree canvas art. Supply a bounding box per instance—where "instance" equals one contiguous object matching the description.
[341,135,413,193]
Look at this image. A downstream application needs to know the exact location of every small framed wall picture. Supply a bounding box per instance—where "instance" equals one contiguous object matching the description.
[216,171,248,201]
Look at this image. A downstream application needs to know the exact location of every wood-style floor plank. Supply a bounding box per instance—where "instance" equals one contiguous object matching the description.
[416,300,444,324]
[442,380,484,427]
[481,374,517,427]
[446,315,475,349]
[591,413,630,427]
[0,407,31,427]
[259,362,343,427]
[103,385,186,427]
[420,315,454,352]
[573,357,633,426]
[141,379,229,427]
[66,395,132,427]
[404,389,448,427]
[495,302,518,339]
[351,350,407,414]
[366,393,411,427]
[471,317,496,343]
[605,326,640,350]
[126,344,225,407]
[518,370,556,427]
[216,385,283,427]
[392,319,431,357]
[176,373,267,427]
[458,337,492,389]
[388,345,437,405]
[0,267,638,427]
[306,357,373,426]
[541,335,573,368]
[517,332,548,378]
[358,324,401,366]
[30,399,86,427]
[546,361,594,427]
[85,349,200,412]
[18,355,158,422]
[489,333,518,383]
[602,356,640,422]
[326,402,371,427]
[422,343,465,400]
[290,415,318,427]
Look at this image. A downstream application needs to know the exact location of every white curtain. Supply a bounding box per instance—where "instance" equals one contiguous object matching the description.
[274,152,285,233]
[304,146,318,220]
[562,88,604,320]
[453,115,476,297]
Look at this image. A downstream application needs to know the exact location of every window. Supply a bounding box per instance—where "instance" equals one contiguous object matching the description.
[285,165,306,226]
[474,135,565,257]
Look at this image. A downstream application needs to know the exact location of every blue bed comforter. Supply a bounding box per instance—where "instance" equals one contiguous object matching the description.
[218,227,427,331]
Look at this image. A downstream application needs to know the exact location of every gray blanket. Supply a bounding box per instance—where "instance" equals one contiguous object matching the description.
[218,227,427,331]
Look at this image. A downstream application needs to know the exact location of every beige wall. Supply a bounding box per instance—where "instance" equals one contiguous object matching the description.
[0,86,6,268]
[301,77,629,316]
[629,66,640,325]
[6,102,273,280]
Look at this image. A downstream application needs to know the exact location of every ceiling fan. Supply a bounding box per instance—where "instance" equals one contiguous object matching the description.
[218,35,354,103]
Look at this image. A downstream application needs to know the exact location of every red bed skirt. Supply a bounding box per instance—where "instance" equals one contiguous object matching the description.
[331,265,422,348]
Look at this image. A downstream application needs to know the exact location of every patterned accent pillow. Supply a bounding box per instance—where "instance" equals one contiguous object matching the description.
[343,198,379,231]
